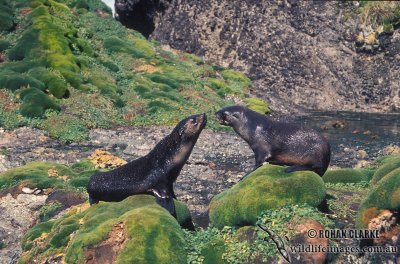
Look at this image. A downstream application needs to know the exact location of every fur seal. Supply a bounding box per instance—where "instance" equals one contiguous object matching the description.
[215,106,330,177]
[87,113,207,217]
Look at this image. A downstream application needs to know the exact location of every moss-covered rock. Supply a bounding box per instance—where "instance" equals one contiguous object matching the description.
[371,157,400,184]
[209,164,326,229]
[322,168,370,184]
[0,160,98,191]
[20,195,189,264]
[357,168,400,228]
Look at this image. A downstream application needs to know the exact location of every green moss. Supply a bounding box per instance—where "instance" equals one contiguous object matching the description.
[202,238,227,264]
[0,162,74,190]
[19,87,61,118]
[371,158,400,184]
[0,39,10,52]
[322,168,369,184]
[0,1,14,32]
[357,167,400,228]
[28,67,68,98]
[39,201,63,222]
[41,114,89,143]
[104,36,148,58]
[21,195,188,264]
[244,97,270,115]
[209,164,326,229]
[0,71,45,91]
[221,69,251,87]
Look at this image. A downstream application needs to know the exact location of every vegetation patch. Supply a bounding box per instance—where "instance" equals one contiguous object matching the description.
[185,204,333,264]
[0,0,257,141]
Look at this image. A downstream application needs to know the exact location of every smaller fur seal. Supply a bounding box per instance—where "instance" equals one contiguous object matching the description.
[87,113,207,217]
[215,106,330,177]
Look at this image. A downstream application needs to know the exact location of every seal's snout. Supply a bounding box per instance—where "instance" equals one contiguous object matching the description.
[215,110,229,125]
[197,113,207,128]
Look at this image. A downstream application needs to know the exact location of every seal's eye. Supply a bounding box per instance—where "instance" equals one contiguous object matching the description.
[191,118,197,125]
[232,113,240,119]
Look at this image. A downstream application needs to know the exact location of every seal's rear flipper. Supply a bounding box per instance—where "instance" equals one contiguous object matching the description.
[155,196,176,218]
[284,164,312,174]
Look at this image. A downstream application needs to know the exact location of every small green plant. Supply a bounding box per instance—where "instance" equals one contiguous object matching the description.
[39,202,63,222]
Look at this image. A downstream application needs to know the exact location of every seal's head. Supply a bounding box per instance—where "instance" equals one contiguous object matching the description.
[215,105,247,128]
[176,113,207,142]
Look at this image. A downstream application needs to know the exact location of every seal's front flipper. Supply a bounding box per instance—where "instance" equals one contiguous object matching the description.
[150,187,177,218]
[156,196,176,218]
[89,195,99,205]
[284,164,312,174]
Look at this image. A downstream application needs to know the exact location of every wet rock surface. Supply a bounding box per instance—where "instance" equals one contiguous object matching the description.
[150,0,400,114]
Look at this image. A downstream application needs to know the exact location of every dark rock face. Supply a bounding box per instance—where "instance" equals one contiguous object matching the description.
[150,0,400,113]
[115,0,171,38]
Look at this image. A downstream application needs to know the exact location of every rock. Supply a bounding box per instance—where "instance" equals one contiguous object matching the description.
[114,0,172,38]
[0,193,47,264]
[209,164,326,228]
[46,190,87,212]
[321,120,348,130]
[20,195,189,264]
[88,149,127,169]
[322,168,370,184]
[356,150,368,159]
[151,1,400,113]
[357,168,400,228]
[288,219,328,264]
[21,187,35,194]
[354,160,370,168]
[371,157,400,184]
[382,145,400,155]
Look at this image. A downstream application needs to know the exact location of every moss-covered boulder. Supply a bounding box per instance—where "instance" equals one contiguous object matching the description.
[357,168,400,228]
[209,165,326,229]
[20,195,189,264]
[322,168,370,184]
[371,157,400,184]
[0,160,98,191]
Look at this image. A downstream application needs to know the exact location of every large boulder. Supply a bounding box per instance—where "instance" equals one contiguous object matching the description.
[371,156,400,184]
[19,195,190,264]
[357,168,400,228]
[322,168,371,184]
[209,164,326,228]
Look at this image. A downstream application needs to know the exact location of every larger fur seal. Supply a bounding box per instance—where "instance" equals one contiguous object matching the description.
[87,113,207,217]
[215,106,330,177]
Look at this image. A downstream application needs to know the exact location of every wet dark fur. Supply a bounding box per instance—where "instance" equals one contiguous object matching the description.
[87,113,207,217]
[215,106,330,177]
